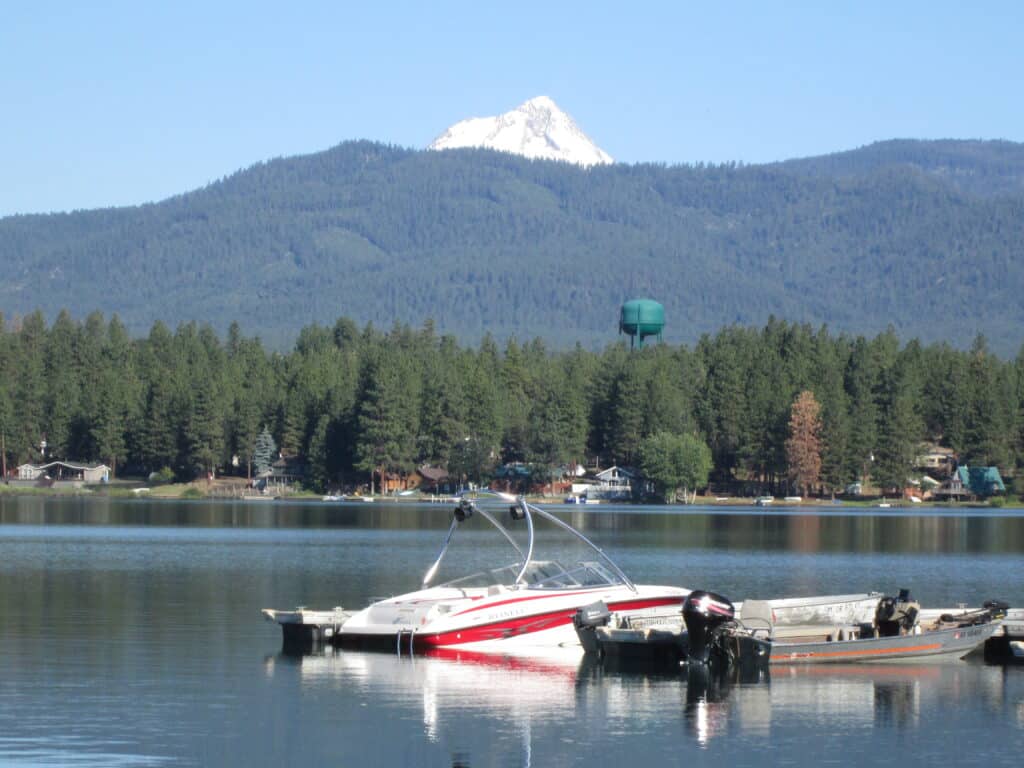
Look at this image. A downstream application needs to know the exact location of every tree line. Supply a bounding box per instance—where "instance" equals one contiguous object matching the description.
[1,310,1021,497]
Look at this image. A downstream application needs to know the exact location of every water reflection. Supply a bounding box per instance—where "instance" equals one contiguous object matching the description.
[4,496,1024,555]
[683,663,772,746]
[266,647,592,767]
[4,499,1024,766]
[266,646,1018,761]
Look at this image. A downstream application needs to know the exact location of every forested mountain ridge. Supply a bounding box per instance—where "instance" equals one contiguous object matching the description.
[778,139,1024,198]
[2,139,1023,354]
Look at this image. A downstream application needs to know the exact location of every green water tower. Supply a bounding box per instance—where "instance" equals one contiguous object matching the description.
[619,299,665,349]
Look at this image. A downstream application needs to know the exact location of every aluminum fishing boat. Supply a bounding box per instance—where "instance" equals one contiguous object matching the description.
[578,589,1006,666]
[263,491,688,652]
[769,599,1006,664]
[769,621,1002,664]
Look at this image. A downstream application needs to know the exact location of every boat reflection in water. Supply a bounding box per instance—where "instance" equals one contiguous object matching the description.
[683,662,771,746]
[768,662,1012,731]
[265,646,1016,760]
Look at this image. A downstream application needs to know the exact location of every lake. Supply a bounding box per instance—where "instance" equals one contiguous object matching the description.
[1,496,1022,766]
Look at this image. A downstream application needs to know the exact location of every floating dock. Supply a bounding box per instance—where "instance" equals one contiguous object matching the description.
[263,607,353,653]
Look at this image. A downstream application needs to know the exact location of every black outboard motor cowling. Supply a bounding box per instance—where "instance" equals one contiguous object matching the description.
[573,600,612,654]
[573,600,611,630]
[682,591,736,664]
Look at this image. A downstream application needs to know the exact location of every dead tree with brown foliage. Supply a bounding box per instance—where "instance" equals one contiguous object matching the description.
[785,390,823,497]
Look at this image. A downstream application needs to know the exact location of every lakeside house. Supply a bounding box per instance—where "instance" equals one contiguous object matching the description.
[489,462,651,499]
[914,444,956,477]
[492,462,533,493]
[254,455,306,493]
[417,465,452,494]
[12,461,111,487]
[591,466,639,500]
[934,465,1006,501]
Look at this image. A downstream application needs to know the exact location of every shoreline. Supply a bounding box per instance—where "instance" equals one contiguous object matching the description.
[0,482,1018,510]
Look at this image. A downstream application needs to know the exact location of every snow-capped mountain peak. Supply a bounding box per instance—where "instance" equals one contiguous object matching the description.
[429,96,613,167]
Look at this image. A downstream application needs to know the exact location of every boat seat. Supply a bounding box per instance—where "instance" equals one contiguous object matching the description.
[740,599,775,639]
[487,584,508,596]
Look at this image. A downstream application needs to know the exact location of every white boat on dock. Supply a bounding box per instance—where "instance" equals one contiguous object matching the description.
[264,491,687,653]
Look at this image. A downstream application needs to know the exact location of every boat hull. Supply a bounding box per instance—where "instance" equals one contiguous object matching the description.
[770,622,1000,664]
[336,586,687,652]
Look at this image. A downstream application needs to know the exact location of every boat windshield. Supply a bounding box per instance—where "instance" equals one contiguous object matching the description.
[527,561,622,589]
[439,560,623,590]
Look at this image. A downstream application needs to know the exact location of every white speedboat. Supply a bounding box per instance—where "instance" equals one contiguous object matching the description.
[264,492,688,652]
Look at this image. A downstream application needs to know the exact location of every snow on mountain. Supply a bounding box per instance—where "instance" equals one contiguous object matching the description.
[428,96,613,167]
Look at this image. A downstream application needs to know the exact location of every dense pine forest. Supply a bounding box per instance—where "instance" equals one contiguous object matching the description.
[2,139,1024,354]
[1,311,1021,498]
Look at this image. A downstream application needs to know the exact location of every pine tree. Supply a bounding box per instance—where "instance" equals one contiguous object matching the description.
[0,314,13,472]
[498,338,533,464]
[698,329,748,481]
[527,365,586,479]
[253,427,277,475]
[811,330,851,491]
[962,335,1013,467]
[873,357,922,494]
[354,348,421,491]
[43,310,80,459]
[137,374,179,473]
[606,363,647,466]
[417,338,468,466]
[182,382,223,479]
[13,311,47,462]
[306,414,331,490]
[91,370,127,475]
[844,338,879,488]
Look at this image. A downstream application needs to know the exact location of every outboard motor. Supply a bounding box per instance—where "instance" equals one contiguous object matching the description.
[573,600,611,654]
[940,598,1009,627]
[574,600,611,630]
[875,589,920,637]
[982,599,1010,620]
[682,591,736,665]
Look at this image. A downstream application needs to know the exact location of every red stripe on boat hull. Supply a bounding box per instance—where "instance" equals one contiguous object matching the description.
[417,596,682,647]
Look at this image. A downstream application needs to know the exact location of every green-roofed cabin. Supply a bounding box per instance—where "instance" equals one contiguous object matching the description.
[956,466,1006,497]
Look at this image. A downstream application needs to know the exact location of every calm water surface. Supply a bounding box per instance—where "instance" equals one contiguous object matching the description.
[1,496,1023,766]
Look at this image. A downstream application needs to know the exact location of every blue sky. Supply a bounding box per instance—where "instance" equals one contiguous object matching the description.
[2,1,1021,216]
